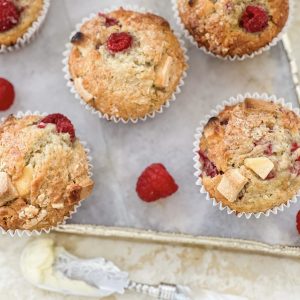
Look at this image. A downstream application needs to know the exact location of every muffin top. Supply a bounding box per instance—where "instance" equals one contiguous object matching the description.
[0,0,44,46]
[0,114,93,231]
[177,0,289,57]
[199,98,300,213]
[68,8,187,121]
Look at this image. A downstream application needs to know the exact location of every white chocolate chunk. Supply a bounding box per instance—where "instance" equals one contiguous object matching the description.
[18,205,39,219]
[74,77,93,102]
[217,169,248,202]
[0,172,12,199]
[51,203,64,209]
[77,45,90,57]
[292,148,300,160]
[15,165,33,196]
[0,172,18,206]
[22,209,47,230]
[244,157,274,180]
[155,56,173,88]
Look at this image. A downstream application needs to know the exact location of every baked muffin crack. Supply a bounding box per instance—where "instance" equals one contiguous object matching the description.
[177,0,288,57]
[68,8,187,120]
[0,114,93,231]
[199,98,300,213]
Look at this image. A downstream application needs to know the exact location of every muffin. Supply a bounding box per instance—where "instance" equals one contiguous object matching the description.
[0,113,93,231]
[176,0,289,58]
[67,8,187,121]
[198,98,300,214]
[0,0,46,48]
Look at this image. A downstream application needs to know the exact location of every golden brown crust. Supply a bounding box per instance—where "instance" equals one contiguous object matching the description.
[199,98,300,213]
[68,8,187,120]
[177,0,289,57]
[0,0,44,46]
[0,115,94,231]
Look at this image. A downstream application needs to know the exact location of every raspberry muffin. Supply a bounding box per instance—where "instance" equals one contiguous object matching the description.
[68,8,187,121]
[0,113,93,231]
[0,0,46,48]
[198,98,300,214]
[176,0,289,58]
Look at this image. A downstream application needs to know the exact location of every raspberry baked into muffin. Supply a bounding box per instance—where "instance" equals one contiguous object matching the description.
[198,98,300,214]
[0,113,93,231]
[68,8,187,121]
[176,0,289,57]
[0,0,45,47]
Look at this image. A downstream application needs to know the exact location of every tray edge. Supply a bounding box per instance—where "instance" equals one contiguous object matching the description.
[55,224,300,259]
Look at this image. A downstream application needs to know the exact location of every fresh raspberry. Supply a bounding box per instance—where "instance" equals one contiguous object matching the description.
[296,211,300,234]
[291,142,300,152]
[199,150,219,178]
[107,32,133,53]
[0,78,15,110]
[0,0,20,32]
[240,5,269,33]
[99,12,118,27]
[38,113,75,142]
[136,163,179,202]
[263,143,273,156]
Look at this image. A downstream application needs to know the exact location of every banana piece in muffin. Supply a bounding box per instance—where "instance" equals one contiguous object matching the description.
[177,0,289,57]
[0,114,93,231]
[68,8,187,120]
[199,98,300,214]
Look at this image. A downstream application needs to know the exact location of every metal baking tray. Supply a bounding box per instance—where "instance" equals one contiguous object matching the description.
[57,224,300,258]
[57,224,300,299]
[2,223,300,299]
[0,0,300,246]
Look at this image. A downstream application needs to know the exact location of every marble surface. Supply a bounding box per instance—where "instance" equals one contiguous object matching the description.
[0,0,300,245]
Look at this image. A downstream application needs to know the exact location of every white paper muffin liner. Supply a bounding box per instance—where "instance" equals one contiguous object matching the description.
[172,0,294,61]
[0,0,50,54]
[0,111,93,237]
[193,93,300,219]
[62,4,189,124]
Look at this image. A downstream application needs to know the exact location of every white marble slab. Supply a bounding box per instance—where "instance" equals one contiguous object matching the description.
[0,0,299,245]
